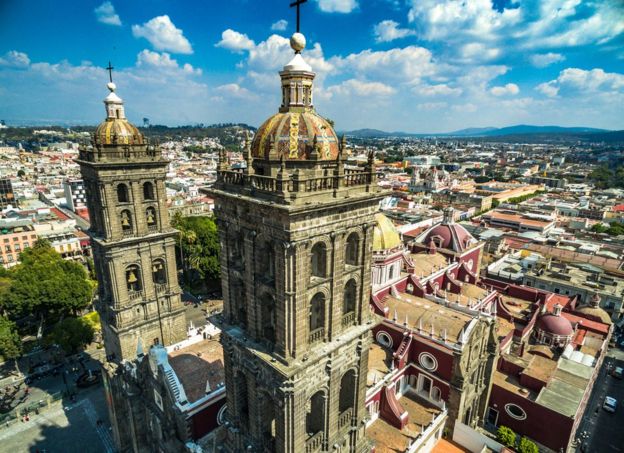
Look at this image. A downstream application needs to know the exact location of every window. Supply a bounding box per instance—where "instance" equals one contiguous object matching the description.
[345,233,358,265]
[7,255,13,263]
[376,331,393,348]
[339,370,356,413]
[306,391,326,437]
[143,182,155,200]
[126,265,142,292]
[117,184,129,203]
[419,352,438,371]
[120,210,133,233]
[5,245,11,252]
[260,294,276,343]
[146,207,157,228]
[343,279,357,315]
[152,259,166,284]
[504,403,527,420]
[23,242,29,248]
[12,237,18,242]
[311,242,327,278]
[309,293,325,332]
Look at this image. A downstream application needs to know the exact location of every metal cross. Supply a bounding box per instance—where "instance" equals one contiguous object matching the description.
[106,61,114,83]
[289,0,308,33]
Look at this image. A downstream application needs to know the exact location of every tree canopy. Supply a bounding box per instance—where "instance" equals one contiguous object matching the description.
[0,316,21,360]
[46,317,94,354]
[0,240,94,319]
[172,214,221,284]
[590,164,624,189]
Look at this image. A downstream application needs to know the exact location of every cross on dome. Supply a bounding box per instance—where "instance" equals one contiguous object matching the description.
[289,0,307,33]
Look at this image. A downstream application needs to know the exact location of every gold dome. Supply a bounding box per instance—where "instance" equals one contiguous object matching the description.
[373,213,402,252]
[251,111,339,161]
[94,119,144,146]
[576,306,612,325]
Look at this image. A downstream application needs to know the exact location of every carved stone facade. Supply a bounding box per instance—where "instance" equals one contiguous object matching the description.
[208,33,386,453]
[77,82,186,451]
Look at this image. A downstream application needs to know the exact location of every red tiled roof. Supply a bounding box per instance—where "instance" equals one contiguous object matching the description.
[50,207,70,221]
[613,204,624,212]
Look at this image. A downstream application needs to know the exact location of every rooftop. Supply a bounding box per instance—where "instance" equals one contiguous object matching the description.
[168,337,224,404]
[410,252,449,277]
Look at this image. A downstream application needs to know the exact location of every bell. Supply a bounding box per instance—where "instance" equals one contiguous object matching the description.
[127,270,138,284]
[121,214,130,227]
[147,211,155,224]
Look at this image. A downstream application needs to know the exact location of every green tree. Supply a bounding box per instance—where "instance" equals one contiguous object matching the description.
[0,316,21,361]
[0,240,93,322]
[496,425,517,448]
[172,215,221,285]
[518,436,539,453]
[46,317,94,354]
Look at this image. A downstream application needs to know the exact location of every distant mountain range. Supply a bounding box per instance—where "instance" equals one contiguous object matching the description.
[343,124,611,138]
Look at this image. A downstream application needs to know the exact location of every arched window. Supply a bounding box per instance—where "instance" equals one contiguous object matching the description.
[309,293,325,332]
[236,372,249,429]
[120,210,133,234]
[117,184,129,203]
[345,233,359,266]
[126,265,142,292]
[339,370,357,413]
[257,241,275,281]
[260,294,276,343]
[146,207,157,229]
[306,391,325,437]
[143,181,155,200]
[152,259,166,284]
[343,279,357,314]
[259,391,276,440]
[388,265,395,280]
[311,242,327,278]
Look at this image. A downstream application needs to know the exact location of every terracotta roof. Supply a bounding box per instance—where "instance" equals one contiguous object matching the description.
[168,338,224,404]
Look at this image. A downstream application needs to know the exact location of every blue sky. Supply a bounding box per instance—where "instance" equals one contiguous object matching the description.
[0,0,623,132]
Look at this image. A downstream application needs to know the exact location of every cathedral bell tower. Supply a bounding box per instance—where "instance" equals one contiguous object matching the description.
[77,77,187,450]
[209,31,384,453]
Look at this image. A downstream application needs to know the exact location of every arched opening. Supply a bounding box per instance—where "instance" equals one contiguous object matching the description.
[343,279,357,315]
[311,242,327,278]
[345,233,359,266]
[306,390,325,437]
[152,259,166,284]
[260,293,276,343]
[257,241,275,281]
[339,370,357,413]
[117,184,129,203]
[309,293,325,333]
[143,181,155,200]
[231,281,247,329]
[259,391,276,442]
[146,207,157,229]
[235,372,250,430]
[126,264,142,293]
[120,210,133,235]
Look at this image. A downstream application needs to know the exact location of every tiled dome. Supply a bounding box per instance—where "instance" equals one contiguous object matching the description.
[251,111,338,161]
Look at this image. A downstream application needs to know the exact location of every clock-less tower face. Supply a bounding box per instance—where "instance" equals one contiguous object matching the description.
[209,32,385,453]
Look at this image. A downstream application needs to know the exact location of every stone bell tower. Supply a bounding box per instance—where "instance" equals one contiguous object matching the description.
[77,77,186,450]
[209,31,385,453]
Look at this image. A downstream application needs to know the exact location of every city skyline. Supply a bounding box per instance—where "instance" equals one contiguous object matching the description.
[0,0,623,131]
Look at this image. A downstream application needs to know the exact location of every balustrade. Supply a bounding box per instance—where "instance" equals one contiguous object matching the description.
[308,327,324,344]
[305,431,324,453]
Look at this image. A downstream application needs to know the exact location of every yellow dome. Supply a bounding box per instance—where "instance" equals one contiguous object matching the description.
[373,213,402,252]
[251,111,339,161]
[94,118,144,146]
[576,306,612,325]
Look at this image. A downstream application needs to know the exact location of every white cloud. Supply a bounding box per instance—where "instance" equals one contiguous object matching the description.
[136,49,201,75]
[536,67,624,99]
[327,79,396,97]
[132,15,193,54]
[94,1,121,26]
[417,102,447,110]
[271,19,288,31]
[458,43,500,62]
[530,52,565,68]
[490,83,520,96]
[417,83,462,97]
[0,50,30,68]
[374,20,416,43]
[216,29,256,53]
[317,0,358,14]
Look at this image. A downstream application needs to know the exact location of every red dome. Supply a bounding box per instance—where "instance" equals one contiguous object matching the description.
[420,223,475,252]
[537,314,574,336]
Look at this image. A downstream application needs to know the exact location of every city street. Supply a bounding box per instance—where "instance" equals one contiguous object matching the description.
[0,385,113,453]
[576,346,624,453]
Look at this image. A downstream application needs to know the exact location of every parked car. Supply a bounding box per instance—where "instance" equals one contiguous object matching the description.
[612,367,623,379]
[603,396,618,413]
